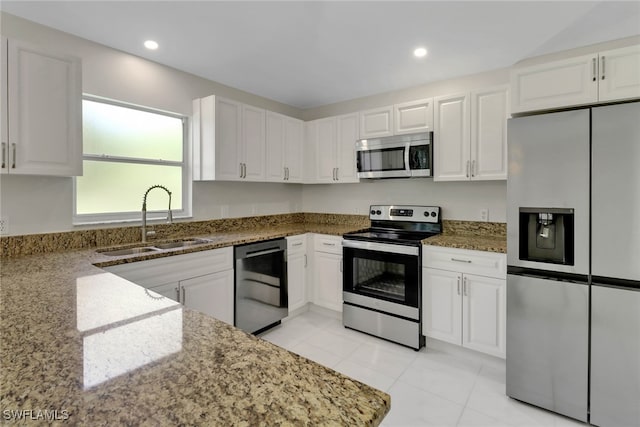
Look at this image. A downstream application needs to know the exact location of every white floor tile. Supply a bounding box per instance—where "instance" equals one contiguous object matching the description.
[333,359,398,392]
[266,309,586,427]
[385,380,465,426]
[288,341,343,369]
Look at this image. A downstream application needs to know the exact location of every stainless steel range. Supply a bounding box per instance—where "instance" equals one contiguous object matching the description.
[342,205,442,350]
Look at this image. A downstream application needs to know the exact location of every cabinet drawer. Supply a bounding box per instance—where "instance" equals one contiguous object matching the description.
[104,246,233,288]
[286,234,307,252]
[423,246,506,279]
[313,234,343,254]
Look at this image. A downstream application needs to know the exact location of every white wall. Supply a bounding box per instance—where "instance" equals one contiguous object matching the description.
[0,12,304,235]
[302,180,506,222]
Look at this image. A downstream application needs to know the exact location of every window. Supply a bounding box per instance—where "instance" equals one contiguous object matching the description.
[74,96,190,224]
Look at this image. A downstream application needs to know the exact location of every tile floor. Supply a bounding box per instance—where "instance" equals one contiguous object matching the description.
[261,308,585,427]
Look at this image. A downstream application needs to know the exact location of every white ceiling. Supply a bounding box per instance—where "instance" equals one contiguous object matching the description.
[2,1,639,109]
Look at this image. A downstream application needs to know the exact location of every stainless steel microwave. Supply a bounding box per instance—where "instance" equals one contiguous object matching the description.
[356,132,433,179]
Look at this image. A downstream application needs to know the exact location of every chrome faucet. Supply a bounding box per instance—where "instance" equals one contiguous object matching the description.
[142,185,173,243]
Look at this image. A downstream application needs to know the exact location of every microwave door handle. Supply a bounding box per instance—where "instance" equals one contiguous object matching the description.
[404,143,411,174]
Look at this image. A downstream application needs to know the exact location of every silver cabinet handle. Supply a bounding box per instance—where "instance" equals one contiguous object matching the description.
[471,160,476,177]
[592,57,597,82]
[11,143,16,169]
[340,259,343,273]
[175,287,180,302]
[181,286,186,305]
[332,167,336,181]
[239,163,243,178]
[323,242,336,246]
[601,56,605,80]
[451,257,472,263]
[1,142,5,169]
[304,254,307,268]
[243,163,247,178]
[292,241,303,247]
[335,167,339,181]
[466,160,470,178]
[457,276,461,295]
[463,277,468,296]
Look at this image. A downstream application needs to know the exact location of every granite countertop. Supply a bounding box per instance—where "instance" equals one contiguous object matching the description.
[423,234,507,253]
[0,222,390,426]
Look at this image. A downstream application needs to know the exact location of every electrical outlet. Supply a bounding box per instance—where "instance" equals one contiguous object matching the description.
[0,217,8,235]
[480,209,489,222]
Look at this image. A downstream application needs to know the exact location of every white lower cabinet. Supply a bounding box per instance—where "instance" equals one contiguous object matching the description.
[104,247,235,325]
[422,246,506,358]
[311,234,343,312]
[286,234,308,312]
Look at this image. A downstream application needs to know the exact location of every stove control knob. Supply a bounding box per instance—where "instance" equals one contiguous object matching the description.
[423,211,430,217]
[376,210,382,215]
[370,210,376,215]
[431,211,437,217]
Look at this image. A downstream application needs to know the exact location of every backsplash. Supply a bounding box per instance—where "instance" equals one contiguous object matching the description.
[0,214,502,258]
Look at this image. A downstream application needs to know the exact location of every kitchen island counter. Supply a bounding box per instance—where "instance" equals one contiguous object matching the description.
[0,222,389,426]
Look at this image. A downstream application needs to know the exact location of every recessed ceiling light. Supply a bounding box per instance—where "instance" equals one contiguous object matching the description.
[144,40,159,50]
[413,47,427,58]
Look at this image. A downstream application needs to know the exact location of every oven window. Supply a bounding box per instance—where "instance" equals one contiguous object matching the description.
[354,258,406,301]
[357,147,405,172]
[344,247,420,307]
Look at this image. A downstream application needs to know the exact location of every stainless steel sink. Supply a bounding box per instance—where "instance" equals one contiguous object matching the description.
[100,247,161,256]
[153,238,213,250]
[99,238,213,257]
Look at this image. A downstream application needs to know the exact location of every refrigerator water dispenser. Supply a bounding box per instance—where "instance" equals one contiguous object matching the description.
[519,208,574,265]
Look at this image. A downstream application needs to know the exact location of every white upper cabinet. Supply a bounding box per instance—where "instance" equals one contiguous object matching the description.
[434,86,508,182]
[433,93,470,181]
[265,111,303,183]
[359,105,393,138]
[241,104,266,181]
[394,98,434,135]
[598,45,640,102]
[360,99,434,139]
[306,113,358,184]
[511,44,640,113]
[1,38,82,176]
[470,86,509,180]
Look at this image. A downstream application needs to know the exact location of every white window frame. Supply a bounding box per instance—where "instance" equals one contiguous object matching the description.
[73,95,192,225]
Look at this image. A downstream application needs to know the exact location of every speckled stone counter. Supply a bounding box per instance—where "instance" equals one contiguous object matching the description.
[423,220,507,253]
[0,220,389,426]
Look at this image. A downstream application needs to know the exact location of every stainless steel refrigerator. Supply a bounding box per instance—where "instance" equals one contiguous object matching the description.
[506,101,640,426]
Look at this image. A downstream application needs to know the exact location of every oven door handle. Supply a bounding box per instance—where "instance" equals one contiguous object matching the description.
[342,239,419,256]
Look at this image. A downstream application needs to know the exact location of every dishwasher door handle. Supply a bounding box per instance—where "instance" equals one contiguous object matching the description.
[244,247,283,258]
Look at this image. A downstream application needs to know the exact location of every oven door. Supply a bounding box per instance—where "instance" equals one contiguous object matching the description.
[342,240,420,308]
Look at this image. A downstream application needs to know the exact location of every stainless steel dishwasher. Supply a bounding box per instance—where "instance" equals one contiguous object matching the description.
[234,238,287,334]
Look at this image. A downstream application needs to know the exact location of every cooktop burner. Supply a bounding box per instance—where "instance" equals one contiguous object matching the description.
[343,204,442,245]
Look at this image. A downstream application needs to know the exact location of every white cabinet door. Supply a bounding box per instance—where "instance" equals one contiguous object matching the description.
[265,111,285,182]
[433,93,470,181]
[394,98,434,135]
[6,39,82,176]
[470,85,508,181]
[598,45,640,102]
[303,120,318,183]
[462,274,506,358]
[510,53,598,114]
[422,268,462,345]
[313,251,343,312]
[287,249,307,312]
[359,105,393,138]
[180,270,234,325]
[335,113,359,183]
[214,97,243,181]
[284,116,304,183]
[148,282,180,302]
[242,104,265,181]
[314,117,337,183]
